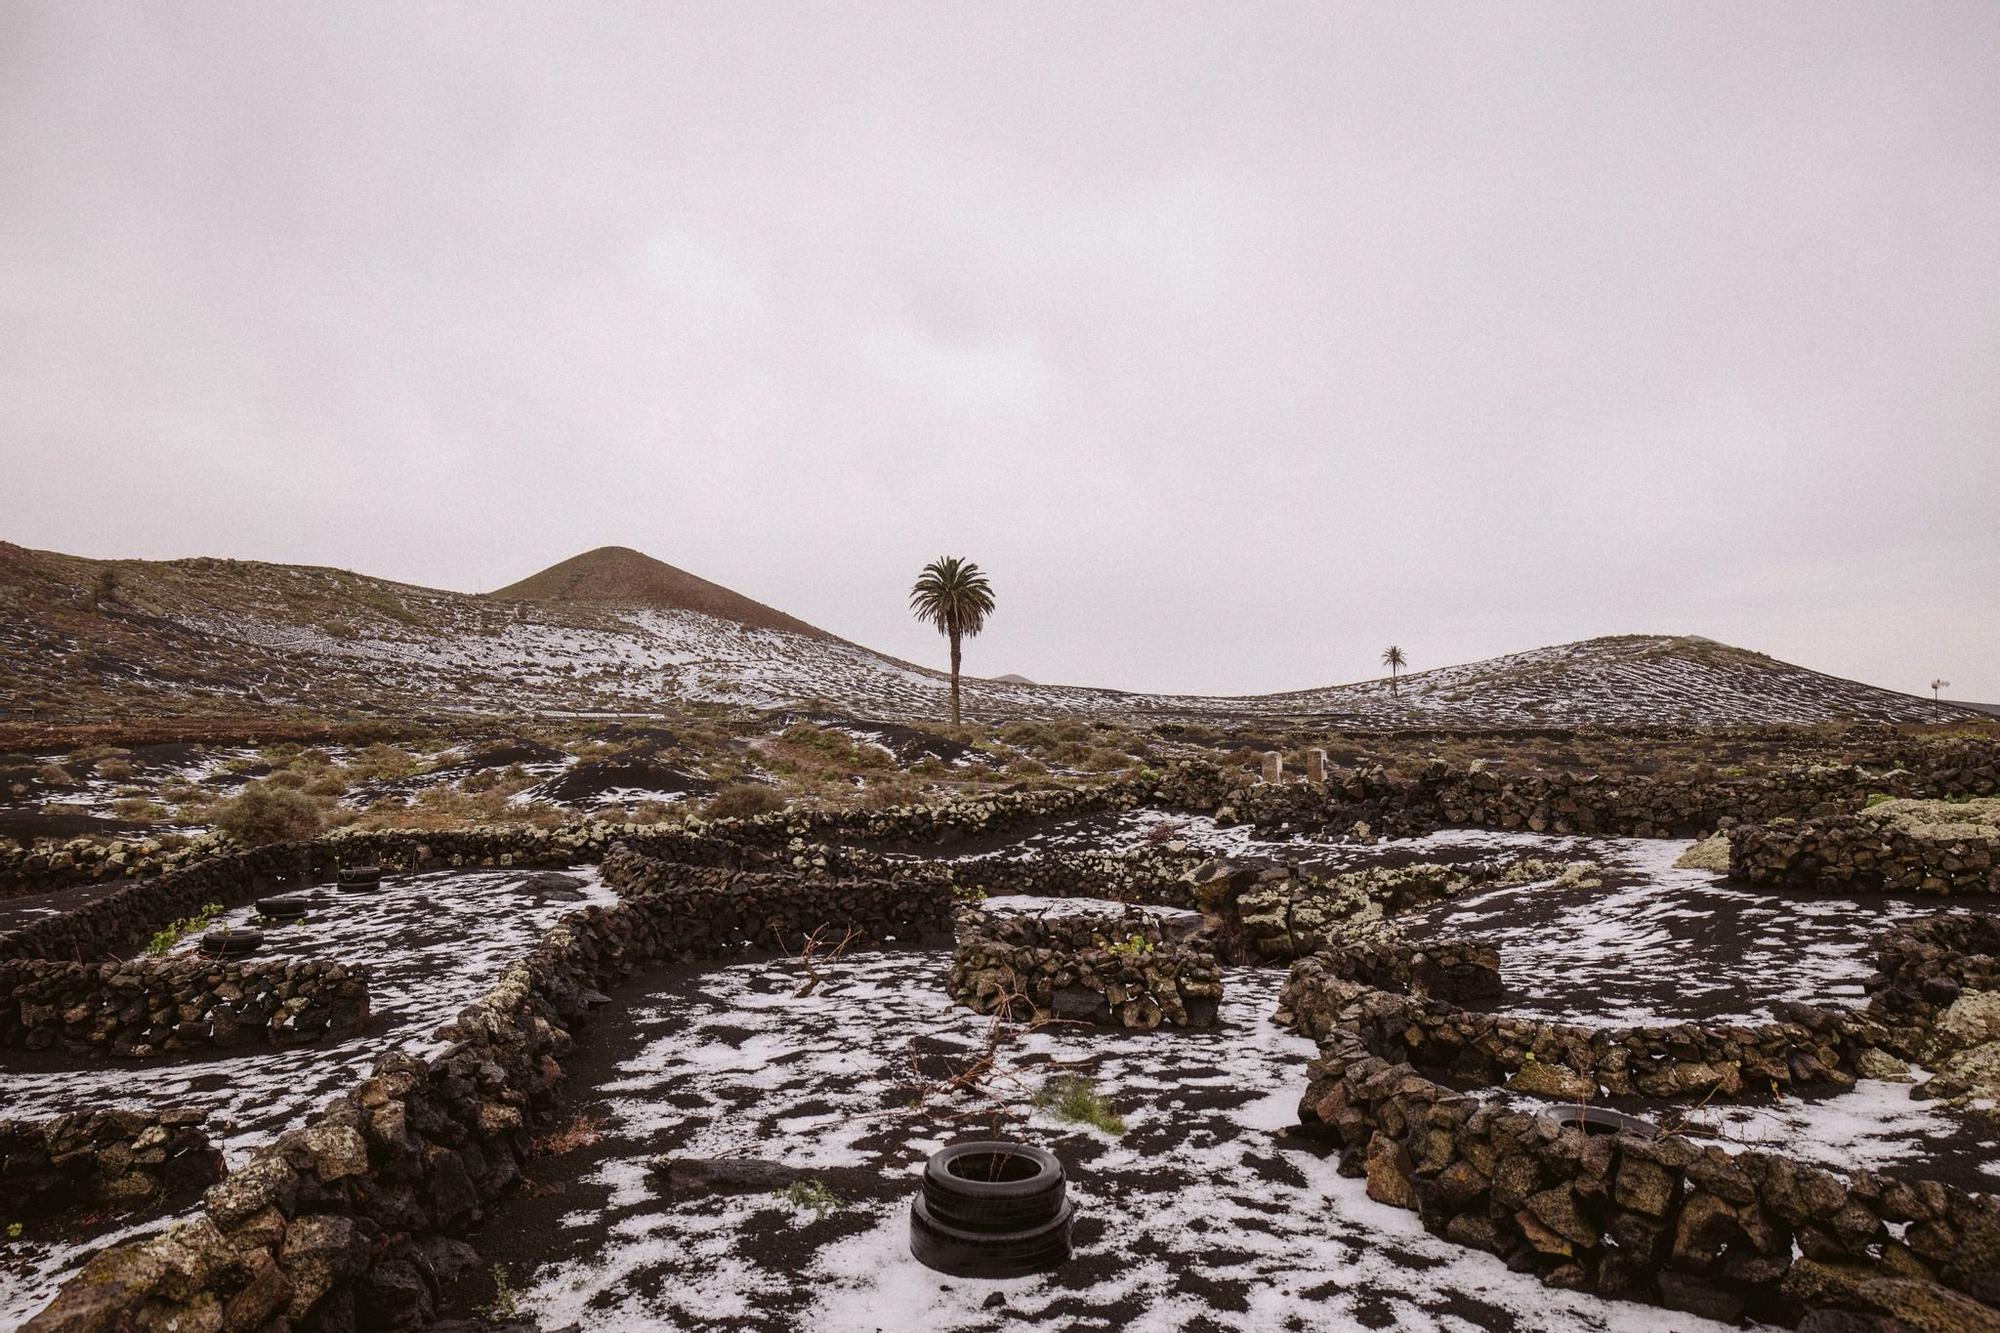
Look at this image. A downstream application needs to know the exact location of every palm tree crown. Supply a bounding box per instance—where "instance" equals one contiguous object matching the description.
[910,557,995,725]
[909,557,995,639]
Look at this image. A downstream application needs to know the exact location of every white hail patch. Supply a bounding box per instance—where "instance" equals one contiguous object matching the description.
[512,951,1724,1333]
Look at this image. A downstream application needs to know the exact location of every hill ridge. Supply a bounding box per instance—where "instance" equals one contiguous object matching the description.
[0,541,1983,728]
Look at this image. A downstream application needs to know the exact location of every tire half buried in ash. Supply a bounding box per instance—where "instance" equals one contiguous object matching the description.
[910,1142,1072,1277]
[199,927,263,959]
[1538,1104,1659,1139]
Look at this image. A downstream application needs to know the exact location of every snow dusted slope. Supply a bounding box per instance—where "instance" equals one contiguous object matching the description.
[1263,635,1961,727]
[0,542,1971,727]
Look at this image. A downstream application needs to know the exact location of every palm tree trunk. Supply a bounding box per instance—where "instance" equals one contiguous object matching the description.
[949,628,963,725]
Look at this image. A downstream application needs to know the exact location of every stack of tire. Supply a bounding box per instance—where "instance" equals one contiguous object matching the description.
[910,1142,1073,1277]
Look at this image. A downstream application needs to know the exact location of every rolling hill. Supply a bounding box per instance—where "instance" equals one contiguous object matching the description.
[0,541,1977,730]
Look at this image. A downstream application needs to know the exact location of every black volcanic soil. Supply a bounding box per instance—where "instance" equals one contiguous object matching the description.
[533,757,715,806]
[0,809,146,842]
[432,947,1643,1333]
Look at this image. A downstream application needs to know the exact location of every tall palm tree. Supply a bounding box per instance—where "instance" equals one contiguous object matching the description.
[1382,645,1407,697]
[910,557,996,726]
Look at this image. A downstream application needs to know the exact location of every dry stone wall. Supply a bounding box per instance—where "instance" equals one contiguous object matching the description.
[1218,739,2000,842]
[1730,800,2000,896]
[1,1109,223,1221]
[8,735,1998,903]
[1862,911,2000,1101]
[1284,915,2000,1326]
[940,846,1207,909]
[946,906,1223,1029]
[0,779,1150,895]
[0,957,370,1058]
[1292,936,1504,1006]
[0,842,322,963]
[1298,1039,2000,1329]
[1868,912,2000,1011]
[1234,856,1602,962]
[1280,952,1872,1102]
[22,844,956,1333]
[597,846,953,951]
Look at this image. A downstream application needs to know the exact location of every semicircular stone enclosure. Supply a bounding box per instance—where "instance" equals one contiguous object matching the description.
[3,754,2000,1333]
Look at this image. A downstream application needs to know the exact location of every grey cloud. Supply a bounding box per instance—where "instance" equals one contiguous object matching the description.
[2,2,1995,697]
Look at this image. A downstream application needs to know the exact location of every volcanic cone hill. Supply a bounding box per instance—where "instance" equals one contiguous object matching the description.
[490,546,832,640]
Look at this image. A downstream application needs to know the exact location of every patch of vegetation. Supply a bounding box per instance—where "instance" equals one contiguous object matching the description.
[480,1264,531,1322]
[779,721,890,771]
[704,783,786,820]
[1099,933,1154,959]
[111,797,169,822]
[304,771,351,799]
[64,745,125,767]
[342,743,424,781]
[529,1111,605,1157]
[212,781,327,845]
[1672,834,1732,873]
[1034,1074,1126,1136]
[355,589,422,627]
[147,903,224,957]
[89,567,120,609]
[782,1177,839,1219]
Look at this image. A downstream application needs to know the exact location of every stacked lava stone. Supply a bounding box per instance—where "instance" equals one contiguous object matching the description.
[946,906,1223,1029]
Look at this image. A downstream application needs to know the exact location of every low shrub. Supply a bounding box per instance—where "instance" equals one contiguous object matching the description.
[783,1178,839,1219]
[344,743,422,781]
[111,798,169,822]
[212,781,326,845]
[704,783,786,820]
[1034,1074,1126,1136]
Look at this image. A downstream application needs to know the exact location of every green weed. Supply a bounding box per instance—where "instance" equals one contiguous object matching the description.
[1034,1074,1126,1136]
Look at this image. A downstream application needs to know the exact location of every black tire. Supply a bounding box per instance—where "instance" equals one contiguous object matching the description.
[922,1142,1066,1233]
[909,1196,1072,1278]
[199,928,263,959]
[1538,1105,1658,1139]
[337,865,384,891]
[255,896,310,921]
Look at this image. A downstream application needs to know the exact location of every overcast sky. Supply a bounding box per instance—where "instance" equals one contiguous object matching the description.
[3,3,1996,700]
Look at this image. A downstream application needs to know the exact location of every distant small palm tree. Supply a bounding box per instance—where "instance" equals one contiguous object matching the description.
[910,557,995,726]
[1382,645,1407,697]
[1931,678,1950,702]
